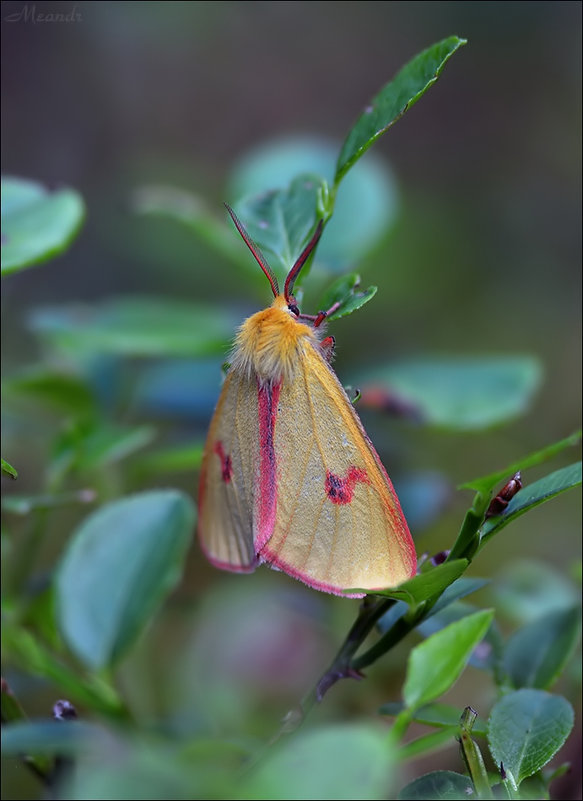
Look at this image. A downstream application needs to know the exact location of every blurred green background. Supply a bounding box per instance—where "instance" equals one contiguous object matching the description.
[2,2,581,799]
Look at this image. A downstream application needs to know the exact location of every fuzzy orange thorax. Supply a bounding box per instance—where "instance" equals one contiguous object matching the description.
[231,295,318,384]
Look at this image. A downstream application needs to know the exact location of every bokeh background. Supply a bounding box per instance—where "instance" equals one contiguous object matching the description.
[2,2,581,799]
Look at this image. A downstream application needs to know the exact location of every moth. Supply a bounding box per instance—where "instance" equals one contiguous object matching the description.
[198,206,416,596]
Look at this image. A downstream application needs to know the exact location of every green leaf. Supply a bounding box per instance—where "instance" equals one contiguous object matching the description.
[487,690,574,787]
[62,736,243,801]
[232,173,324,281]
[380,702,487,737]
[460,430,581,492]
[1,177,85,275]
[56,490,195,669]
[336,37,467,183]
[317,273,377,319]
[1,680,27,724]
[493,560,580,624]
[427,577,490,619]
[2,489,96,516]
[403,609,494,711]
[480,462,582,545]
[228,136,399,269]
[3,368,96,416]
[133,442,204,477]
[240,724,394,800]
[132,185,250,269]
[1,627,125,717]
[1,720,103,756]
[398,729,461,762]
[357,356,542,430]
[28,297,235,358]
[360,559,468,603]
[1,458,18,479]
[503,607,582,690]
[416,602,502,671]
[397,770,475,800]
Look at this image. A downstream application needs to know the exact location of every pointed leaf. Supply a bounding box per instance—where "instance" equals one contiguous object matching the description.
[503,607,582,690]
[56,490,195,669]
[417,602,502,671]
[232,174,325,282]
[318,273,377,319]
[460,430,581,492]
[358,559,468,603]
[1,458,18,479]
[480,462,582,544]
[1,177,85,275]
[487,690,574,787]
[356,356,542,430]
[336,37,467,183]
[380,702,487,737]
[403,609,494,711]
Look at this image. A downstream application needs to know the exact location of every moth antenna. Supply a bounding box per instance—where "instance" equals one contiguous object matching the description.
[224,203,279,298]
[284,220,324,304]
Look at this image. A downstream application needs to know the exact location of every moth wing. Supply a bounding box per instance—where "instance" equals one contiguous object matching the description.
[198,370,259,572]
[260,344,416,595]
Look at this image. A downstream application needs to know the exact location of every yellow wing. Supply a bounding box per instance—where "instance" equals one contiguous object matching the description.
[197,370,259,572]
[260,343,416,595]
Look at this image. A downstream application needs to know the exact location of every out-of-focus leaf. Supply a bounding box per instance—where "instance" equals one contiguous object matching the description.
[503,607,581,690]
[132,185,248,268]
[460,430,581,493]
[1,177,85,275]
[231,174,324,281]
[28,297,234,358]
[425,577,490,619]
[403,610,494,711]
[493,560,580,625]
[336,37,467,182]
[397,770,475,800]
[62,736,246,801]
[133,442,204,477]
[1,627,125,716]
[1,720,104,756]
[228,136,399,268]
[1,458,18,479]
[356,356,542,430]
[480,462,582,544]
[487,690,574,788]
[56,490,195,669]
[3,368,96,416]
[240,724,394,800]
[2,489,96,516]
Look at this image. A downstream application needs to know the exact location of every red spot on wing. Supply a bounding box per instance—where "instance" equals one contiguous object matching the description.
[325,466,369,505]
[213,441,233,482]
